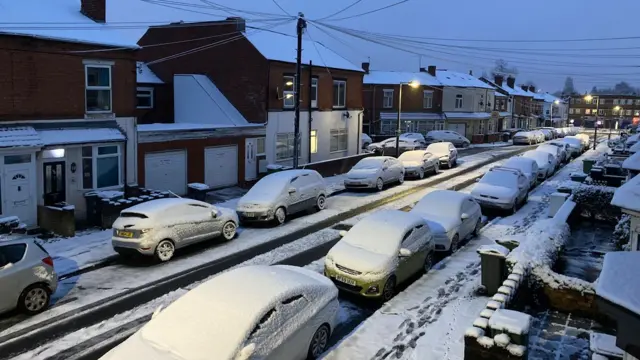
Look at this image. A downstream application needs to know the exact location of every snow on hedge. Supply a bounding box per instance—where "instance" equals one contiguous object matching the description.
[531,265,595,294]
[506,218,570,270]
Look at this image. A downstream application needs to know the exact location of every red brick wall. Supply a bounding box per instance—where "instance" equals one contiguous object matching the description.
[134,83,174,124]
[0,35,136,120]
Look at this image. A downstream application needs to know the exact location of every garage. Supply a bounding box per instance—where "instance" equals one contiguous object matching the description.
[205,145,238,188]
[144,150,187,195]
[447,123,467,138]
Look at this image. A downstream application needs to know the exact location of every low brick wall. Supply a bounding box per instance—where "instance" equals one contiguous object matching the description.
[37,205,75,237]
[302,153,374,178]
[464,335,527,360]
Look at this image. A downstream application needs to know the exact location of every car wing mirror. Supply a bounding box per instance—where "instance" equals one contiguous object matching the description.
[461,213,469,220]
[288,187,297,194]
[0,263,13,271]
[235,343,256,360]
[211,210,218,218]
[339,230,348,237]
[399,248,412,257]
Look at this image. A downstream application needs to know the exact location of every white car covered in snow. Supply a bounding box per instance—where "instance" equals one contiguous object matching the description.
[512,131,537,145]
[522,150,556,179]
[502,157,539,190]
[236,169,327,225]
[471,167,529,214]
[425,142,458,169]
[111,198,238,262]
[535,144,563,171]
[100,265,339,360]
[343,156,404,191]
[366,137,424,154]
[409,190,482,253]
[425,130,470,148]
[397,150,439,179]
[324,210,435,302]
[559,137,583,157]
[545,141,570,163]
[361,133,373,149]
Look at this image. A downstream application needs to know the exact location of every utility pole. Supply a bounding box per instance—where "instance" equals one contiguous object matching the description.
[308,60,313,163]
[395,83,403,157]
[293,13,306,169]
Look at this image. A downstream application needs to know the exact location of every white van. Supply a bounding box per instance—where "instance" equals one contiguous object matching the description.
[236,169,327,225]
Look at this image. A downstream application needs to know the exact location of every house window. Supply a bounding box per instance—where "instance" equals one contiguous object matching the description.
[283,76,295,108]
[488,119,495,132]
[599,109,605,115]
[383,89,394,108]
[435,121,445,130]
[85,65,112,113]
[575,108,581,114]
[635,110,640,116]
[455,94,463,109]
[478,120,485,134]
[626,109,632,116]
[310,130,318,154]
[600,99,606,105]
[575,98,582,104]
[636,99,640,106]
[256,137,266,156]
[627,99,634,105]
[136,87,154,109]
[423,91,433,109]
[569,108,574,114]
[82,145,121,189]
[310,78,318,108]
[330,129,348,152]
[4,154,31,165]
[276,133,300,160]
[614,99,619,105]
[585,98,591,105]
[585,109,591,115]
[333,80,346,108]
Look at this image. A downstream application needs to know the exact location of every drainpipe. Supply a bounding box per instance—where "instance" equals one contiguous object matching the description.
[356,110,364,154]
[308,60,313,164]
[371,84,377,136]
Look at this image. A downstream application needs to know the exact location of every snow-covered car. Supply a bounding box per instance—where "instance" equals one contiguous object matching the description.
[361,133,372,149]
[324,209,435,302]
[541,127,559,139]
[512,131,537,145]
[0,239,57,316]
[409,190,482,253]
[100,265,339,360]
[502,157,539,190]
[546,141,570,163]
[400,132,427,145]
[522,150,556,179]
[397,150,439,179]
[531,130,546,143]
[425,142,458,169]
[626,133,640,149]
[536,144,563,171]
[425,130,470,148]
[366,137,424,155]
[344,156,404,191]
[573,134,591,149]
[112,198,239,262]
[538,129,554,141]
[237,169,327,225]
[471,167,529,214]
[560,137,584,157]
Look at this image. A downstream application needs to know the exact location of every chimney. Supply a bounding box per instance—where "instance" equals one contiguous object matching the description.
[81,0,106,23]
[521,85,529,92]
[506,76,515,89]
[427,65,436,77]
[419,67,427,73]
[362,62,370,74]
[469,70,473,76]
[226,17,246,32]
[529,86,536,93]
[494,75,504,87]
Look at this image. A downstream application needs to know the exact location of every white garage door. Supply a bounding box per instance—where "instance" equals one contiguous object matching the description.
[205,146,238,188]
[145,150,187,195]
[448,123,467,138]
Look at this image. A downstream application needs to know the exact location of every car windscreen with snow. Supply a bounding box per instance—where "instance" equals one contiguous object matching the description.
[523,151,550,167]
[342,220,401,256]
[426,143,450,156]
[244,175,289,202]
[479,171,518,188]
[398,151,426,162]
[412,191,461,218]
[503,158,534,175]
[352,158,385,170]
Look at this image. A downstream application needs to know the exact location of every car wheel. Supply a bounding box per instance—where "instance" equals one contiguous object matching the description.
[275,207,287,225]
[315,194,326,211]
[423,252,434,273]
[381,276,396,302]
[473,219,482,237]
[449,234,460,254]
[452,158,458,167]
[307,324,331,359]
[462,142,470,148]
[18,284,50,315]
[418,168,425,179]
[510,202,518,215]
[448,159,453,169]
[376,177,384,191]
[222,221,237,241]
[433,163,440,174]
[155,239,175,262]
[398,173,405,184]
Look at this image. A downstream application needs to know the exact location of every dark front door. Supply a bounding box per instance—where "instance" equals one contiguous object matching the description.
[43,161,66,206]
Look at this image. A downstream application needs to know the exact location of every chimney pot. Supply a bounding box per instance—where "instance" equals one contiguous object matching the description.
[529,86,536,93]
[427,65,436,77]
[469,70,473,76]
[494,75,504,86]
[419,67,426,73]
[506,76,515,89]
[81,0,106,23]
[361,62,370,74]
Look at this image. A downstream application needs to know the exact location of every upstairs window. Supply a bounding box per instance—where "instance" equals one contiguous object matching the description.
[283,76,295,108]
[85,65,112,113]
[423,91,433,109]
[383,89,394,108]
[455,94,463,109]
[310,78,318,108]
[136,87,154,109]
[333,80,346,108]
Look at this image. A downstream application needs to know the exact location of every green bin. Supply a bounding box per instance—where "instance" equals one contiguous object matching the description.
[583,159,596,174]
[477,244,511,296]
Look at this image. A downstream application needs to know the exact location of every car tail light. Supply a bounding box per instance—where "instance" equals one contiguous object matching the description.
[42,257,54,267]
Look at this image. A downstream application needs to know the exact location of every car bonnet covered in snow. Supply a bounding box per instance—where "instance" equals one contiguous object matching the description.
[503,157,536,175]
[398,150,428,166]
[122,265,335,360]
[522,150,550,167]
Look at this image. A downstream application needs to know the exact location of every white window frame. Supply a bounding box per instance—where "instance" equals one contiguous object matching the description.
[569,108,574,114]
[330,128,348,152]
[636,99,640,106]
[136,87,154,109]
[599,98,606,105]
[333,80,346,108]
[310,130,318,154]
[575,108,581,114]
[455,94,463,109]
[382,89,394,108]
[478,120,485,134]
[311,78,318,108]
[599,109,605,115]
[276,133,300,161]
[627,99,634,105]
[256,137,266,156]
[626,109,632,116]
[81,144,122,190]
[283,75,295,108]
[85,64,113,113]
[423,90,433,109]
[435,121,445,130]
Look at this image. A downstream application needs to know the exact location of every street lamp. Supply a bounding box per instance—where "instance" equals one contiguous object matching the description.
[396,80,421,156]
[585,94,599,150]
[613,105,623,141]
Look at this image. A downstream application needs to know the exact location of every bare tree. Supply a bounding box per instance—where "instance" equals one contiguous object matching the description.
[491,59,518,77]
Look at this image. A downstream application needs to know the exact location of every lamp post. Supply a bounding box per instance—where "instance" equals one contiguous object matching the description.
[613,105,622,141]
[585,95,599,150]
[395,80,421,157]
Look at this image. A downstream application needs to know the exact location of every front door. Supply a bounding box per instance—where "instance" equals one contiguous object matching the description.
[245,138,258,181]
[43,161,66,206]
[4,165,34,225]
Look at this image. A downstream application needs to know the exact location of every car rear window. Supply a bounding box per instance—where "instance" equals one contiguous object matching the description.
[33,241,50,255]
[0,244,27,265]
[120,212,148,219]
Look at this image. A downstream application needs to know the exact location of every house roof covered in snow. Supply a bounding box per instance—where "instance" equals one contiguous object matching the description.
[541,93,563,104]
[611,173,640,212]
[622,152,640,171]
[596,251,640,316]
[136,62,163,84]
[363,71,441,86]
[0,0,139,48]
[245,30,362,72]
[495,91,507,97]
[0,127,44,148]
[435,70,494,89]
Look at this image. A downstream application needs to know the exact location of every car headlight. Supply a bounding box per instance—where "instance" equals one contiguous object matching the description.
[141,229,151,234]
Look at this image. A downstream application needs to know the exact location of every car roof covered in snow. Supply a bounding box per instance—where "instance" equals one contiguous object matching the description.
[123,198,209,216]
[596,252,640,316]
[505,157,536,166]
[611,173,640,212]
[262,169,320,181]
[523,150,550,160]
[622,152,640,171]
[419,189,469,206]
[138,265,334,360]
[354,209,426,236]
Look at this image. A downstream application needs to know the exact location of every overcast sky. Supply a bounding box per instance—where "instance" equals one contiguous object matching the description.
[109,0,640,93]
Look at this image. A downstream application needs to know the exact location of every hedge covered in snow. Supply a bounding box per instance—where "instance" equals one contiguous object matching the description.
[613,214,631,250]
[506,218,570,270]
[571,184,621,222]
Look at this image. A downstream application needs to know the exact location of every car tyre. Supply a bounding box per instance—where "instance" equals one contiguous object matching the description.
[315,194,326,211]
[307,324,331,359]
[275,207,287,225]
[448,234,460,255]
[510,202,518,215]
[418,168,425,179]
[155,239,175,262]
[381,276,396,302]
[472,219,482,237]
[375,177,384,191]
[221,221,237,241]
[462,142,470,148]
[18,284,50,315]
[433,163,440,174]
[423,252,434,273]
[398,173,405,184]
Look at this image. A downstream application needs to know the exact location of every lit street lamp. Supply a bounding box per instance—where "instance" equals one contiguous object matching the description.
[585,94,599,150]
[613,105,623,140]
[396,80,421,157]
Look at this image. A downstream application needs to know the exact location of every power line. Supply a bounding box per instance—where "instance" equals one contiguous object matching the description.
[270,0,292,17]
[316,0,364,21]
[321,0,410,22]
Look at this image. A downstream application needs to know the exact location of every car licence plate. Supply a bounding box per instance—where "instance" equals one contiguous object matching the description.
[335,275,356,286]
[244,212,256,218]
[117,230,133,238]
